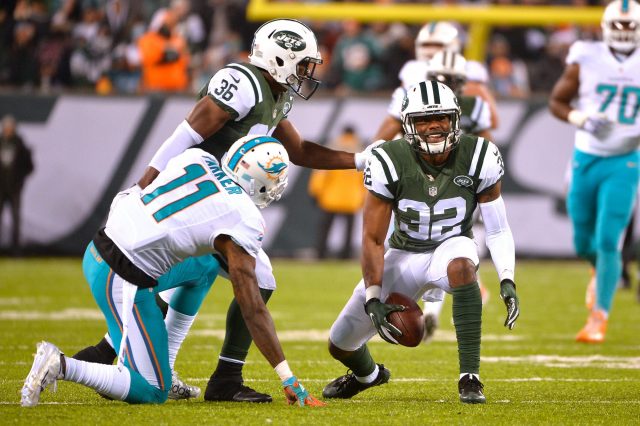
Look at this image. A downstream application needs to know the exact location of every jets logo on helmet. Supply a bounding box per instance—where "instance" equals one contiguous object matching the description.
[401,80,461,156]
[602,0,640,52]
[249,19,323,100]
[273,31,306,51]
[223,135,290,209]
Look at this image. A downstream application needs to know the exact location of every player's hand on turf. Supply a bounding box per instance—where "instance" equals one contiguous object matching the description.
[354,139,385,171]
[500,279,520,330]
[282,376,326,407]
[364,298,405,344]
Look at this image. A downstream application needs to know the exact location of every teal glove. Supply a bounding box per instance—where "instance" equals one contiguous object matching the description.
[282,376,325,407]
[364,298,405,344]
[500,279,520,330]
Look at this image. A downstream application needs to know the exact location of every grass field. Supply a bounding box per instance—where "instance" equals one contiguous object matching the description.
[1,258,639,425]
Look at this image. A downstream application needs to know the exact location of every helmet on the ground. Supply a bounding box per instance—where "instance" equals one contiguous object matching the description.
[248,19,323,99]
[401,80,461,155]
[602,0,640,52]
[222,135,289,209]
[415,21,461,61]
[426,50,467,96]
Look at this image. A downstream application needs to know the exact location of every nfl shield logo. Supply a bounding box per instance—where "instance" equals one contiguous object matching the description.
[429,186,437,197]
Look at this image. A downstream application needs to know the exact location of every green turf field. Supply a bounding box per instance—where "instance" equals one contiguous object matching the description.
[1,258,639,424]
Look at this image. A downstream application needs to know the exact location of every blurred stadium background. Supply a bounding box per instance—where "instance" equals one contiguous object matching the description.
[1,0,623,260]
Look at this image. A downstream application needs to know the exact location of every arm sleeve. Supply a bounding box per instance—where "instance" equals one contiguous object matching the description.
[148,120,204,171]
[479,196,515,282]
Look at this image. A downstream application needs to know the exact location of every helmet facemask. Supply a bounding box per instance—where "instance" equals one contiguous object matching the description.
[403,111,461,155]
[602,0,640,53]
[400,80,462,156]
[285,57,323,100]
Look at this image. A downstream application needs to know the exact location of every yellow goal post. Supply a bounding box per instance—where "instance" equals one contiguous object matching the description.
[246,0,604,61]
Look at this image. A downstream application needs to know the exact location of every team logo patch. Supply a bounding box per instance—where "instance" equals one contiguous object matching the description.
[258,156,288,181]
[283,102,291,116]
[273,31,306,51]
[453,175,473,187]
[428,186,437,197]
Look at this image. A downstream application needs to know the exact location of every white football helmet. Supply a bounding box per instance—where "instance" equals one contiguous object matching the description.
[602,0,640,52]
[248,19,323,99]
[222,135,289,209]
[426,50,467,96]
[401,80,461,155]
[415,21,461,61]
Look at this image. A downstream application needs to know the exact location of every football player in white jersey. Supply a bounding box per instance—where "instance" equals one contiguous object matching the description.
[322,81,519,404]
[549,0,640,343]
[376,21,498,140]
[21,136,325,407]
[73,18,379,403]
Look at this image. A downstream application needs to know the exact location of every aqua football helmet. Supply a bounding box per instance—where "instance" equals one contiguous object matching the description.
[426,50,467,96]
[415,21,461,61]
[602,0,640,53]
[223,135,289,209]
[401,80,461,155]
[249,19,323,99]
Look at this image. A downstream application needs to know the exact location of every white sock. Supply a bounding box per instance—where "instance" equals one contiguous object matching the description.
[423,299,445,317]
[165,308,196,370]
[64,356,131,400]
[355,364,379,384]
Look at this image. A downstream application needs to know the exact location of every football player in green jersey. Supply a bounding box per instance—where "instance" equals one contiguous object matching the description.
[72,19,379,403]
[322,81,519,404]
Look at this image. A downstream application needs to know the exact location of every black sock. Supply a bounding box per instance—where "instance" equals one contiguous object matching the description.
[218,288,273,362]
[452,282,482,375]
[340,345,376,378]
[71,336,116,365]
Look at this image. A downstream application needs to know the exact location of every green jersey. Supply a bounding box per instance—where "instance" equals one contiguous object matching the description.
[196,62,295,161]
[365,134,504,252]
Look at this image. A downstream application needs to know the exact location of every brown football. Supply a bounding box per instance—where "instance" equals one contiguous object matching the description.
[384,292,424,347]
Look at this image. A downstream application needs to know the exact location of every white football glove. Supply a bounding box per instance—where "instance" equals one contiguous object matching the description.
[568,110,613,140]
[354,139,386,171]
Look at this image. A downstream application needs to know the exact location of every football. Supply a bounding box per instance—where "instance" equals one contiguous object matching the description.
[384,292,425,347]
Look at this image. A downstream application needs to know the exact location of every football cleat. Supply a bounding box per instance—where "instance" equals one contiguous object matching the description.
[322,364,390,399]
[585,269,596,311]
[168,371,201,400]
[204,378,272,403]
[421,312,439,344]
[458,373,486,404]
[21,341,64,407]
[576,309,608,343]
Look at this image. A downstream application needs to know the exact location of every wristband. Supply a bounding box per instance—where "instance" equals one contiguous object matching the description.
[567,110,587,127]
[275,360,293,382]
[365,285,382,302]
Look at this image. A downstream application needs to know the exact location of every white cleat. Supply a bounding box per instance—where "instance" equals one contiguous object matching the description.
[21,341,64,407]
[168,371,201,400]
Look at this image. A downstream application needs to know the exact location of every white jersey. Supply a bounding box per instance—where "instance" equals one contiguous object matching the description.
[398,58,488,89]
[567,40,640,156]
[105,149,264,279]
